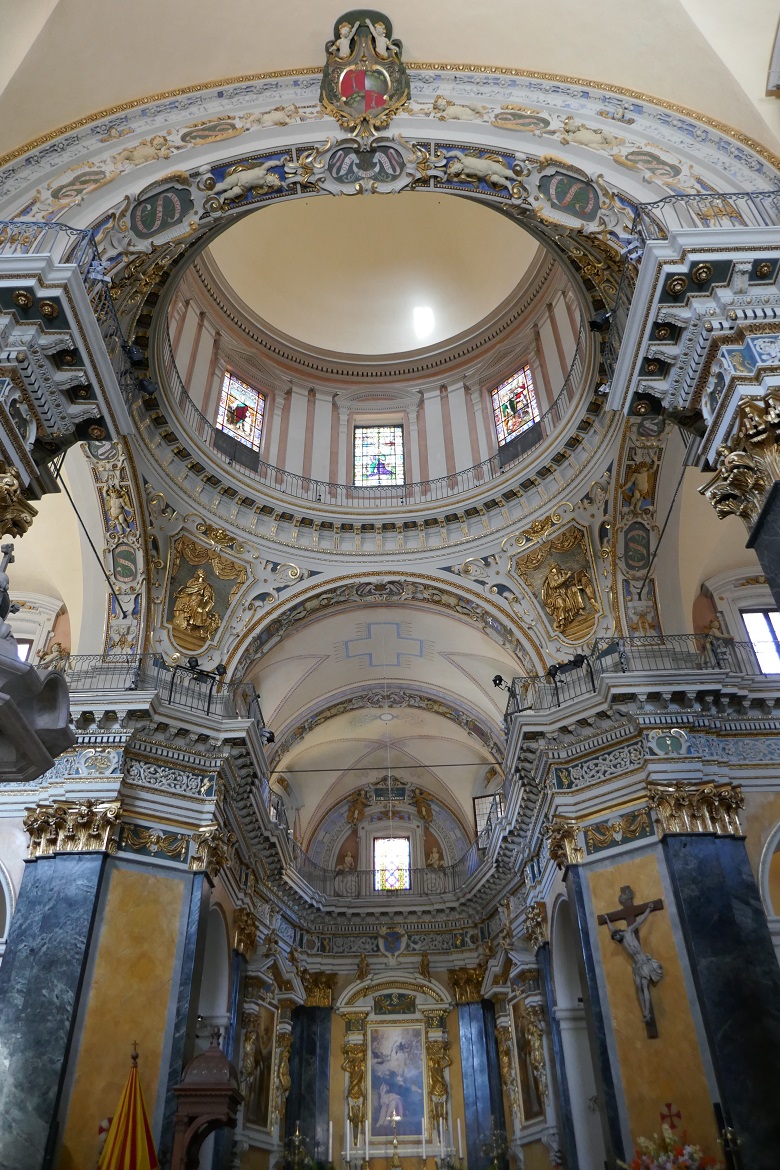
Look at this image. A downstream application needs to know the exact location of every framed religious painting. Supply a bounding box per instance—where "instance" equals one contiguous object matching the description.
[244,1004,277,1129]
[368,1023,425,1139]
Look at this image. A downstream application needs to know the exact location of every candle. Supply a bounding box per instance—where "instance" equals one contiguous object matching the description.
[365,1119,369,1161]
[329,1120,333,1164]
[457,1119,463,1161]
[422,1131,426,1163]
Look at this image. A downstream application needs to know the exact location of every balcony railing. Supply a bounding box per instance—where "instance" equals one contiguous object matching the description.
[603,188,780,378]
[159,320,587,510]
[505,635,777,719]
[38,653,237,717]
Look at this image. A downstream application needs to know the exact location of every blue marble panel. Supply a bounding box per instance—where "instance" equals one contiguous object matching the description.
[0,853,106,1170]
[568,867,625,1164]
[158,872,206,1170]
[536,942,579,1170]
[285,1006,332,1165]
[458,1001,506,1170]
[663,834,780,1170]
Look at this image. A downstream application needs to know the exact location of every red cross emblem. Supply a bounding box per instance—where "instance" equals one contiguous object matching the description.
[660,1103,682,1130]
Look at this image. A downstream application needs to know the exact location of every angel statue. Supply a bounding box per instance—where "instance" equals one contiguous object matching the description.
[330,19,359,60]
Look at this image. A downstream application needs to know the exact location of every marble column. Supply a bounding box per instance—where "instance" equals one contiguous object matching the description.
[285,1005,332,1164]
[662,834,780,1170]
[536,942,579,1170]
[0,853,107,1170]
[567,866,625,1165]
[458,1000,506,1170]
[746,481,780,610]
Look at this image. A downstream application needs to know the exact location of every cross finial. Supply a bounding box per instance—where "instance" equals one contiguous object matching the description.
[131,1041,139,1066]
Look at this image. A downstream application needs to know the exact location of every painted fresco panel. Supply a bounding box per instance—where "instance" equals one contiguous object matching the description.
[369,1024,425,1138]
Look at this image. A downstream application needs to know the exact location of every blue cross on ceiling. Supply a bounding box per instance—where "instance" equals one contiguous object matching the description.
[344,622,424,667]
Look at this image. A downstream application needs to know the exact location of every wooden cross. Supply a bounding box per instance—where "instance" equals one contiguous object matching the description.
[597,885,664,1038]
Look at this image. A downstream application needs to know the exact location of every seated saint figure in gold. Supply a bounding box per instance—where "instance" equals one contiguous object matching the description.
[541,561,597,636]
[172,568,220,648]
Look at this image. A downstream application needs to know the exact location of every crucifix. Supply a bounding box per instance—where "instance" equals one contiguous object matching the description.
[597,885,664,1039]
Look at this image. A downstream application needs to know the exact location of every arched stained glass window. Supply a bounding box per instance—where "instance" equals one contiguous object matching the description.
[491,364,539,446]
[353,424,405,487]
[216,370,266,452]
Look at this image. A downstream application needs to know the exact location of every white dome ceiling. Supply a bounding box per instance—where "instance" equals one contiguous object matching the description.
[205,192,542,357]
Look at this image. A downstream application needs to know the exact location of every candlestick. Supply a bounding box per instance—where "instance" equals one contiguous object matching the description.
[457,1119,463,1161]
[329,1120,333,1164]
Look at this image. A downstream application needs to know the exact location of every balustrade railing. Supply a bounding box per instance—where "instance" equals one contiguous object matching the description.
[505,635,776,718]
[287,837,484,901]
[160,321,587,510]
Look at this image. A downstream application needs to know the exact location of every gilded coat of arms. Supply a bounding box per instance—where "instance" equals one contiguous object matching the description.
[321,11,409,139]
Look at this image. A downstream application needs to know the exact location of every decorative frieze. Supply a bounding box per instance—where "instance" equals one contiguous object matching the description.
[124,757,216,797]
[188,824,236,878]
[120,823,189,861]
[584,808,654,855]
[552,739,645,789]
[448,964,486,1004]
[647,781,743,837]
[524,902,548,951]
[24,799,121,858]
[233,906,259,958]
[543,817,584,869]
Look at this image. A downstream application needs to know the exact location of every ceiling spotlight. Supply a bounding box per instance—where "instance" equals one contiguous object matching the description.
[379,712,395,722]
[413,306,435,340]
[589,309,612,333]
[259,728,275,745]
[492,674,506,689]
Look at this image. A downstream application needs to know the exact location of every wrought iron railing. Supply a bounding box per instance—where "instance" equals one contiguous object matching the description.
[38,653,237,717]
[505,635,777,719]
[603,188,780,377]
[159,320,588,509]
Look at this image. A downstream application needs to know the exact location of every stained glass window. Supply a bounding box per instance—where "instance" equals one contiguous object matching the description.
[373,836,411,891]
[491,365,539,446]
[353,425,405,487]
[216,370,266,452]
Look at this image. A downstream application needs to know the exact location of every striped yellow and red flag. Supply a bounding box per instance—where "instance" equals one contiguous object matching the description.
[97,1046,159,1170]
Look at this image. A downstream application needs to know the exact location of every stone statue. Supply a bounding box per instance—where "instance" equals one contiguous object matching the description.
[366,18,398,59]
[212,161,282,202]
[610,906,664,1025]
[621,458,656,515]
[338,848,356,872]
[0,465,37,538]
[330,19,359,59]
[346,788,369,826]
[445,152,522,193]
[559,115,625,151]
[426,1039,451,1124]
[541,561,597,634]
[432,96,488,121]
[419,952,431,979]
[104,482,134,533]
[426,847,443,869]
[356,952,370,980]
[172,568,220,642]
[342,1041,366,1140]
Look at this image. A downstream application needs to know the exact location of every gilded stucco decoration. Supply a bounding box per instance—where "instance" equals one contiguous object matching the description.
[699,390,780,528]
[495,1024,520,1123]
[300,969,339,1007]
[342,1036,367,1145]
[234,907,259,958]
[320,12,409,141]
[513,1003,549,1103]
[448,964,485,1005]
[0,464,37,537]
[511,523,601,643]
[426,1038,451,1136]
[614,414,668,638]
[543,817,584,869]
[647,781,743,837]
[274,1032,293,1124]
[524,902,548,951]
[24,799,121,857]
[188,824,236,878]
[166,534,247,652]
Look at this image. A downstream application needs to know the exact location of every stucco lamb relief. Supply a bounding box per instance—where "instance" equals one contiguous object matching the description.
[510,522,601,643]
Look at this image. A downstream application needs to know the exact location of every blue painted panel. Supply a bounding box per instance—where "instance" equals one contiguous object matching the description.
[286,1006,332,1165]
[458,1001,506,1170]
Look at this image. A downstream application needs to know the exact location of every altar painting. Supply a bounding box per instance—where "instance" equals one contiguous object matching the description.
[369,1024,425,1138]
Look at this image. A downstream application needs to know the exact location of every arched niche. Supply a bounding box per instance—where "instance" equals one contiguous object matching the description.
[196,905,231,1048]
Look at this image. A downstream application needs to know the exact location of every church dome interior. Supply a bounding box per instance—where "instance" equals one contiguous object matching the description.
[1,5,780,1170]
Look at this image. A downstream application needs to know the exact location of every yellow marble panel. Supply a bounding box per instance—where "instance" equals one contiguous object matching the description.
[446,1006,467,1168]
[768,848,780,916]
[588,853,720,1158]
[240,1148,271,1169]
[520,1140,554,1170]
[57,864,185,1170]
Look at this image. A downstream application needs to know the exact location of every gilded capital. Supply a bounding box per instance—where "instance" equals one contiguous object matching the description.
[524,901,549,951]
[647,780,743,837]
[24,799,121,858]
[300,968,339,1007]
[699,390,780,528]
[448,964,486,1004]
[188,824,236,878]
[544,817,584,868]
[233,906,259,958]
